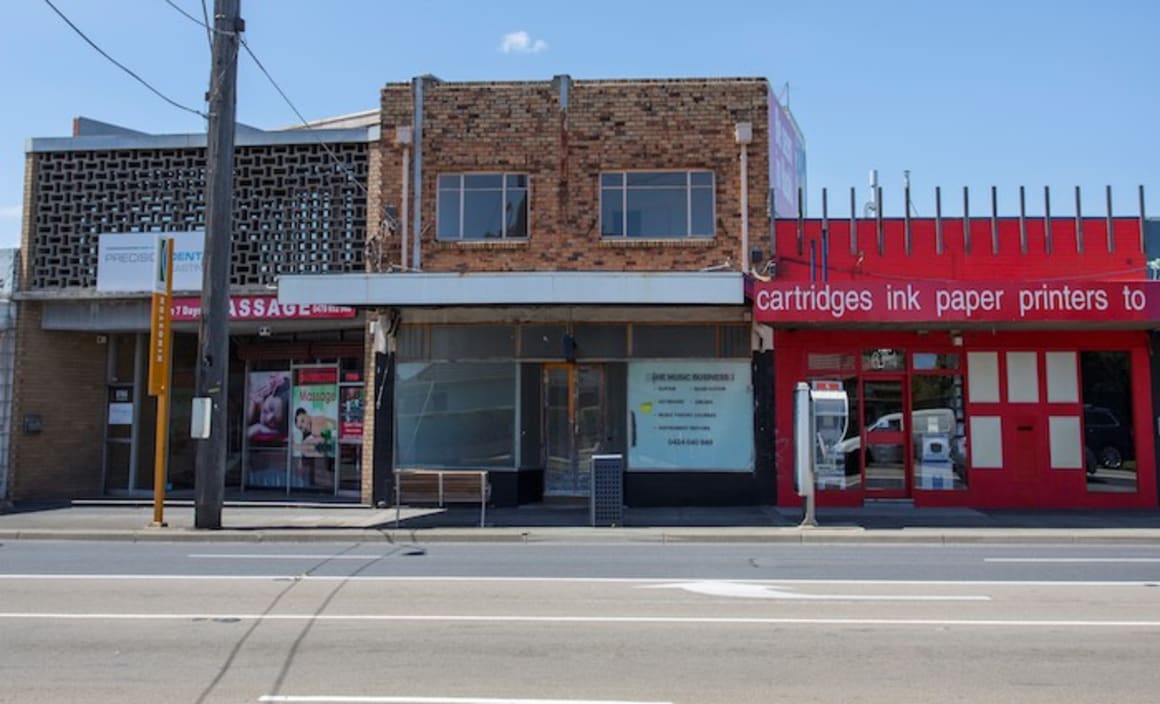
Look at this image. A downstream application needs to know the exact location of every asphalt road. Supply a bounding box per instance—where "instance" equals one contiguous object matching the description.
[3,541,1160,703]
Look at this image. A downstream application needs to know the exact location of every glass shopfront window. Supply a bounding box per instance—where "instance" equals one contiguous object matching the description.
[1082,351,1136,493]
[396,362,516,468]
[910,372,968,490]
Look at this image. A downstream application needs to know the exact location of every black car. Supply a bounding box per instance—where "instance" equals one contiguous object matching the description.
[1084,405,1133,474]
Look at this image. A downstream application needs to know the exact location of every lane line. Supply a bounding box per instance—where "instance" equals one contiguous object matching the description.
[190,554,394,560]
[985,558,1160,563]
[258,696,673,704]
[1,612,1158,628]
[0,574,1157,587]
[642,581,989,601]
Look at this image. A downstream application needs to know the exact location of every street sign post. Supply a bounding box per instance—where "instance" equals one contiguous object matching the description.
[149,237,174,527]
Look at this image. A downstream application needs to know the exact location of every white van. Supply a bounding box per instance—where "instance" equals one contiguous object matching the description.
[835,408,957,465]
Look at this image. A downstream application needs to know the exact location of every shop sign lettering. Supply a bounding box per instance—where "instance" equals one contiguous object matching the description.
[752,281,1159,323]
[171,295,356,321]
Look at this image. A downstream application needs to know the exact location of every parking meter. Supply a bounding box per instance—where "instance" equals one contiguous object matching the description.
[809,380,849,488]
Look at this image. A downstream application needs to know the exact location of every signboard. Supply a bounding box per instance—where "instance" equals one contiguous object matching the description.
[147,238,174,395]
[97,232,204,293]
[171,295,357,321]
[292,367,339,490]
[769,94,805,218]
[339,386,364,442]
[627,360,754,471]
[107,403,133,425]
[752,281,1160,324]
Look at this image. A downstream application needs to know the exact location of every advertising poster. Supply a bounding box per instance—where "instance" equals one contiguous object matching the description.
[245,370,292,488]
[292,367,339,489]
[339,386,364,442]
[627,360,754,471]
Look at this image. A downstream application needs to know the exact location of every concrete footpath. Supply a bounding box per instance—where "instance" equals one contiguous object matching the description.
[2,499,1160,544]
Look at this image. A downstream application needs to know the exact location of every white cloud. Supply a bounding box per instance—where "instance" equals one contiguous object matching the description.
[499,30,547,54]
[0,206,20,220]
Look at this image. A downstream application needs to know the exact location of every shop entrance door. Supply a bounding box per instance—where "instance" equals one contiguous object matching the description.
[543,364,605,499]
[862,377,911,498]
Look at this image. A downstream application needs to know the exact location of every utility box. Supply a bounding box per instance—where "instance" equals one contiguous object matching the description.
[590,454,624,527]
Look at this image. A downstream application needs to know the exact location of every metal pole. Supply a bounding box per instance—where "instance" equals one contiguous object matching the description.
[1106,185,1114,253]
[963,187,971,253]
[152,241,175,527]
[990,186,999,254]
[1019,186,1027,254]
[935,186,943,254]
[794,382,816,528]
[194,0,242,530]
[1075,186,1083,253]
[1045,186,1053,254]
[849,187,857,255]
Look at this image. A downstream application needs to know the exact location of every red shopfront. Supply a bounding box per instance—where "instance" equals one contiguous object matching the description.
[756,215,1159,510]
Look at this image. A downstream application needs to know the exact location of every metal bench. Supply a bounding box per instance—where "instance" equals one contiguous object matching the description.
[394,469,491,527]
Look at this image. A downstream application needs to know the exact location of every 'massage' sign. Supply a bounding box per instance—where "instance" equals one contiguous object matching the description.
[171,295,356,321]
[751,281,1159,323]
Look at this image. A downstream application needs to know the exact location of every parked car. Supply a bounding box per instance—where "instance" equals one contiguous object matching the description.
[836,408,957,471]
[1084,404,1133,474]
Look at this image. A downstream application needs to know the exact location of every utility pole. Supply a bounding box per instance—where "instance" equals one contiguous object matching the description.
[194,0,242,529]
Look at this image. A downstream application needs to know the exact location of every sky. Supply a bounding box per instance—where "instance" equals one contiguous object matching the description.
[1,0,1157,249]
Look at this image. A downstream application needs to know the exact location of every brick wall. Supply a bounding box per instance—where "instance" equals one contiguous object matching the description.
[375,77,771,274]
[9,302,107,500]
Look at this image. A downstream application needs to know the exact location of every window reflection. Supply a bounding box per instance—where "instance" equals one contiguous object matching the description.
[1082,351,1136,493]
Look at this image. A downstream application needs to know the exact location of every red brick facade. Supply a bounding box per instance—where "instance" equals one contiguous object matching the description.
[375,77,772,274]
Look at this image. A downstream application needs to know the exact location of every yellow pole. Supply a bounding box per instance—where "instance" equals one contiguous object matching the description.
[151,384,170,527]
[150,238,174,528]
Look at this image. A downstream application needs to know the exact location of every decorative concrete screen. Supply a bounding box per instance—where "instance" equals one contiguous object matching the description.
[27,143,368,290]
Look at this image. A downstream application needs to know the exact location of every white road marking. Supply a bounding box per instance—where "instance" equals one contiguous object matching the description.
[0,574,1156,587]
[0,612,1157,628]
[190,553,394,560]
[985,557,1160,563]
[259,697,673,704]
[642,581,990,601]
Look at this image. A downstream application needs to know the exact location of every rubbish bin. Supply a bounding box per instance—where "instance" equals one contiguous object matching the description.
[590,453,624,527]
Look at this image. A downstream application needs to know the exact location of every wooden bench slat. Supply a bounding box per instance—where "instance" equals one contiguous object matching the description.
[395,469,490,527]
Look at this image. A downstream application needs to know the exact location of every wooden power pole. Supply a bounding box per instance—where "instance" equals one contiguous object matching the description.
[194,0,242,529]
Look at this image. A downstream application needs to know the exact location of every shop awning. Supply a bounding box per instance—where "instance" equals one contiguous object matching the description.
[277,271,745,307]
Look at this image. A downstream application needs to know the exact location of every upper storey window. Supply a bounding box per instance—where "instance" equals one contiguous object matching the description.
[437,173,529,240]
[600,171,715,239]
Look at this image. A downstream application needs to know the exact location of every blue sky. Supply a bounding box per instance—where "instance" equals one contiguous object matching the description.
[1,0,1157,249]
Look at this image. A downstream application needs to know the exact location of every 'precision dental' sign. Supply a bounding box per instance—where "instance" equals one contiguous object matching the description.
[750,280,1159,324]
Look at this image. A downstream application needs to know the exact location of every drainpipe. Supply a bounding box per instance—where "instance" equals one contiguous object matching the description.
[395,126,412,270]
[735,122,753,272]
[410,77,428,272]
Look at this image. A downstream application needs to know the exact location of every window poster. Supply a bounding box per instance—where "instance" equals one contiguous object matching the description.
[627,360,754,471]
[291,367,339,489]
[339,386,364,442]
[245,370,291,488]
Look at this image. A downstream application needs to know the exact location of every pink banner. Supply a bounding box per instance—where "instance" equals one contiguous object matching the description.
[752,280,1159,324]
[171,295,356,321]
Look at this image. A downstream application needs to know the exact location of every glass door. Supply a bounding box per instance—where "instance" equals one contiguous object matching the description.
[543,364,605,499]
[862,377,910,497]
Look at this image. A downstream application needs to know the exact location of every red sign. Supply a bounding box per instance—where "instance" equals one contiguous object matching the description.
[171,295,356,321]
[297,367,338,384]
[752,281,1160,324]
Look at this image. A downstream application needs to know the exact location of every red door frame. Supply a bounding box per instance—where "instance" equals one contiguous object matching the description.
[860,374,911,499]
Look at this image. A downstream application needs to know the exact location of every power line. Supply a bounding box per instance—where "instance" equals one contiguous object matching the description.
[162,0,216,50]
[239,39,371,199]
[42,0,207,119]
[156,0,370,201]
[200,0,213,51]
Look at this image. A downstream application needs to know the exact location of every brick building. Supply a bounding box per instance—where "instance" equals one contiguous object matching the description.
[11,115,377,501]
[281,76,803,507]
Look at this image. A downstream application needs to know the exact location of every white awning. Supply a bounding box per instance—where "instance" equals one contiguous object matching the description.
[277,271,745,307]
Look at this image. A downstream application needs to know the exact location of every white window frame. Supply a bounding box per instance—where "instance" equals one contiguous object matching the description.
[436,172,530,240]
[599,170,716,239]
